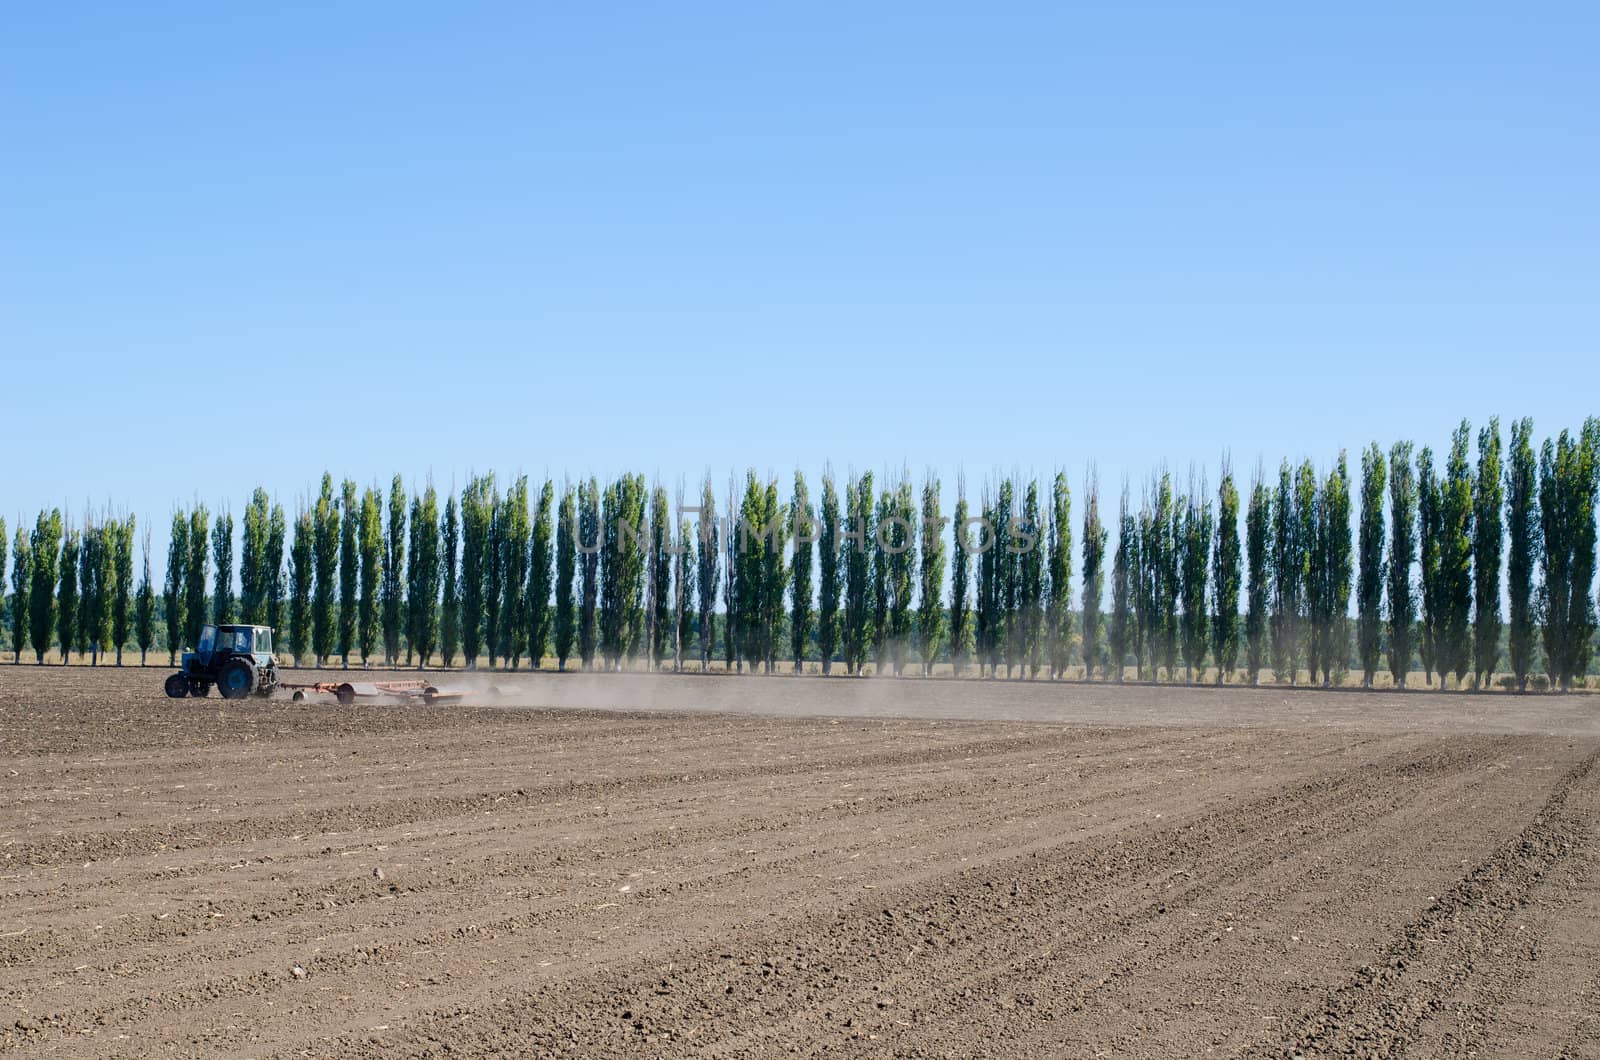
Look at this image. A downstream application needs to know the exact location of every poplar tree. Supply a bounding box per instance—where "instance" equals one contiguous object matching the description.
[648,486,672,668]
[527,480,555,669]
[723,475,739,672]
[289,507,314,666]
[1356,444,1386,687]
[1270,463,1298,683]
[1315,454,1352,686]
[1080,474,1106,681]
[241,489,270,624]
[185,506,210,651]
[440,495,461,667]
[1108,492,1135,683]
[79,519,109,663]
[58,528,80,665]
[135,529,155,665]
[1017,480,1045,678]
[736,473,769,670]
[1504,419,1539,691]
[1245,477,1270,684]
[760,478,788,672]
[264,502,286,637]
[886,477,914,676]
[1417,447,1441,685]
[578,478,600,669]
[1388,442,1418,687]
[358,486,383,665]
[10,526,29,663]
[30,510,62,664]
[1472,419,1503,688]
[870,485,894,673]
[459,475,494,667]
[695,477,718,671]
[1178,488,1213,683]
[673,510,693,671]
[337,480,359,667]
[918,475,946,676]
[993,479,1018,677]
[111,515,134,665]
[792,472,816,672]
[383,475,407,664]
[312,475,339,666]
[554,483,577,670]
[817,472,841,674]
[407,484,440,666]
[1438,423,1475,685]
[212,510,234,625]
[1147,475,1179,681]
[164,511,187,661]
[484,482,505,668]
[975,486,1000,677]
[948,483,972,677]
[1045,472,1072,679]
[1539,421,1599,691]
[599,474,645,669]
[843,472,873,674]
[500,476,531,667]
[1293,461,1319,681]
[1211,469,1240,684]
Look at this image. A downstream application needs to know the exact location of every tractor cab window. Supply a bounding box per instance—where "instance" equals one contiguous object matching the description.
[216,628,253,654]
[256,629,272,654]
[197,625,216,655]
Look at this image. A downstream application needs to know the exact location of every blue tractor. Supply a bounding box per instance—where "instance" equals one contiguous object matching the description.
[164,624,280,700]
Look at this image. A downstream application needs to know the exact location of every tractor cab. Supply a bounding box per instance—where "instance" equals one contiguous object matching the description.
[166,624,279,700]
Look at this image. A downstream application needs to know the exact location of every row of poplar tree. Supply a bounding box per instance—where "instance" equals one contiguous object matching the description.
[2,417,1595,689]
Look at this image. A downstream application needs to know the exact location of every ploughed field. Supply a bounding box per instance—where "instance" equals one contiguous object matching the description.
[3,667,1600,1058]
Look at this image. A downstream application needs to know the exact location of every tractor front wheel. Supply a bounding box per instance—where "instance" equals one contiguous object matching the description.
[218,659,257,700]
[189,679,211,697]
[164,673,190,699]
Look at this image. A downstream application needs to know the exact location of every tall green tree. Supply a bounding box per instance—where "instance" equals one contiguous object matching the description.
[869,484,894,673]
[1388,442,1418,687]
[1145,475,1178,681]
[842,472,873,674]
[817,471,841,674]
[648,486,672,669]
[578,478,600,669]
[357,486,383,665]
[993,479,1019,677]
[500,476,532,667]
[974,485,999,677]
[1245,477,1270,684]
[1504,419,1539,691]
[440,495,461,667]
[599,474,646,669]
[527,480,555,669]
[1438,423,1475,685]
[383,476,407,665]
[264,502,287,638]
[407,484,440,666]
[1017,481,1045,678]
[312,475,339,666]
[29,510,62,664]
[917,475,946,676]
[1269,462,1298,684]
[1472,419,1503,688]
[163,511,187,663]
[57,527,80,665]
[760,478,789,672]
[289,507,314,666]
[240,489,270,624]
[1211,469,1240,684]
[185,505,210,652]
[1080,474,1107,681]
[723,475,739,672]
[948,482,972,677]
[1416,446,1441,685]
[212,509,234,625]
[792,472,816,672]
[695,477,719,671]
[77,519,105,663]
[1539,421,1599,691]
[554,483,577,670]
[135,528,155,665]
[459,474,495,667]
[338,479,359,667]
[111,515,134,665]
[673,509,694,671]
[484,482,506,668]
[1356,444,1387,687]
[1178,488,1213,683]
[883,477,914,676]
[1045,472,1072,679]
[10,526,29,663]
[1314,454,1353,686]
[1293,461,1319,681]
[1108,491,1136,683]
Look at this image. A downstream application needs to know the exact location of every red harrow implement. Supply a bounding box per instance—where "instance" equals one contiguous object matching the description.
[278,679,466,706]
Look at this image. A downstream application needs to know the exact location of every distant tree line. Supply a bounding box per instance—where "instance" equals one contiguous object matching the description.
[3,417,1596,689]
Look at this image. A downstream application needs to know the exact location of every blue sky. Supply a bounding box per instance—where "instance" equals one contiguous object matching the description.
[3,2,1596,553]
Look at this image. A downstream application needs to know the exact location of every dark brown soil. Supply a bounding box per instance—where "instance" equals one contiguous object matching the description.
[3,666,1598,1057]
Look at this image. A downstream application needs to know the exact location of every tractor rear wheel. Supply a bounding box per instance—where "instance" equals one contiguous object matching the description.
[164,673,190,698]
[218,659,257,700]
